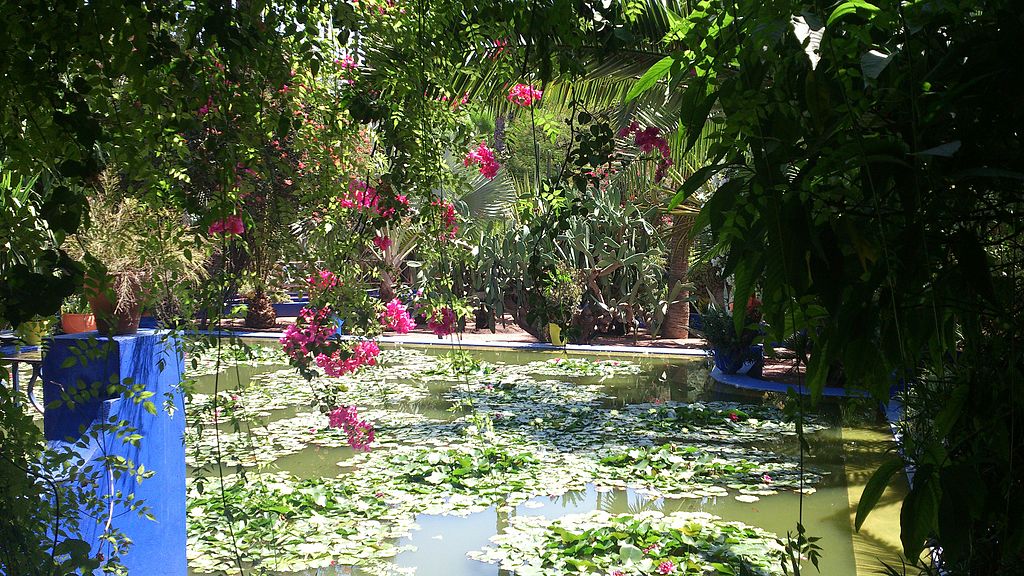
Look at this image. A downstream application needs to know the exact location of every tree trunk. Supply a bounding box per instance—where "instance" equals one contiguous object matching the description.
[379,269,396,302]
[245,288,277,329]
[661,215,692,339]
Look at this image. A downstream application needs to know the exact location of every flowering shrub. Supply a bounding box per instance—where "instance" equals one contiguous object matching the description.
[507,83,542,107]
[280,269,384,379]
[463,141,500,179]
[380,298,414,334]
[618,121,673,182]
[328,405,375,451]
[208,214,245,236]
[280,307,337,372]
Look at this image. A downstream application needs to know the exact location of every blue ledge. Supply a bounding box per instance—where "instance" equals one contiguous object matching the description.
[186,330,709,358]
[710,366,870,398]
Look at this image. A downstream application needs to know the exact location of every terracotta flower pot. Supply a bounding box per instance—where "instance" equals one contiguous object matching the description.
[61,313,97,334]
[85,274,143,336]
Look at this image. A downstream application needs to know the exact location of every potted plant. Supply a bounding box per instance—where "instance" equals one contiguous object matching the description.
[70,175,207,336]
[540,263,584,346]
[13,315,54,346]
[699,298,764,375]
[60,294,96,334]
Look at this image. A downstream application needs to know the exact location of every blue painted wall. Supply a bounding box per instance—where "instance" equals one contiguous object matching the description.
[42,330,186,576]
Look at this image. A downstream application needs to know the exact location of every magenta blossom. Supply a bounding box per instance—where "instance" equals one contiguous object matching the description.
[316,340,380,377]
[208,214,245,236]
[308,269,340,292]
[380,299,415,334]
[464,141,500,179]
[507,83,542,106]
[430,199,459,241]
[656,561,675,575]
[427,307,457,337]
[619,121,673,182]
[372,235,392,252]
[328,405,375,451]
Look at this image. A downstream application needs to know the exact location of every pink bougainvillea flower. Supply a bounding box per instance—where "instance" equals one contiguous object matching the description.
[427,307,457,337]
[339,179,380,212]
[372,235,392,252]
[619,120,673,182]
[208,214,245,236]
[280,306,337,365]
[380,298,415,334]
[308,269,340,292]
[328,405,375,451]
[315,340,380,377]
[507,83,543,107]
[463,141,500,179]
[430,199,459,241]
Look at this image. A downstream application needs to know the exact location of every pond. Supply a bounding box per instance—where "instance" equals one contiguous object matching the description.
[184,341,906,576]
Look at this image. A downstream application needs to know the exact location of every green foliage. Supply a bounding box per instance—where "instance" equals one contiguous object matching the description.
[396,446,537,493]
[422,350,492,378]
[0,169,83,326]
[650,0,1024,570]
[471,511,788,576]
[474,184,665,340]
[540,262,585,328]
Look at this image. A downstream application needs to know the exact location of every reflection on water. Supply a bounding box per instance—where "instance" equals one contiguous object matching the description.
[188,343,906,576]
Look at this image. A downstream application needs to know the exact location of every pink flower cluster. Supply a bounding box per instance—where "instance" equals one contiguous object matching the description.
[431,199,458,241]
[315,340,380,377]
[339,179,381,211]
[372,235,392,252]
[438,92,470,109]
[490,38,508,61]
[280,307,335,360]
[427,307,457,337]
[308,269,339,292]
[335,55,357,69]
[339,179,408,219]
[619,121,673,181]
[208,214,245,236]
[328,405,375,451]
[464,141,500,179]
[656,560,676,575]
[197,95,217,117]
[507,83,542,107]
[380,299,415,334]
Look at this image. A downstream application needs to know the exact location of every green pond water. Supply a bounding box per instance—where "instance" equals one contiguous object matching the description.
[184,342,906,576]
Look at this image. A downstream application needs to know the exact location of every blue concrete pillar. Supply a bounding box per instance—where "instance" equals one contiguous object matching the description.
[42,330,186,576]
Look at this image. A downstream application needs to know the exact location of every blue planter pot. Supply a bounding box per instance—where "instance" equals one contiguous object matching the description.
[713,344,764,376]
[272,302,306,317]
[689,312,703,332]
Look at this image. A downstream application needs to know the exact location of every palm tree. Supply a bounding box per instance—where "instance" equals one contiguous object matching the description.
[455,0,715,339]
